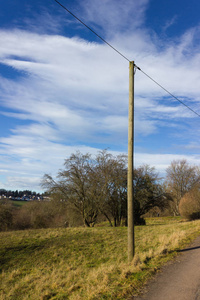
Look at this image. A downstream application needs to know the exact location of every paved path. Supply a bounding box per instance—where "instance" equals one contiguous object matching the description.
[133,236,200,300]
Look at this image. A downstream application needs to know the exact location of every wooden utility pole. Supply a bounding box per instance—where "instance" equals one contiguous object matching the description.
[127,61,135,262]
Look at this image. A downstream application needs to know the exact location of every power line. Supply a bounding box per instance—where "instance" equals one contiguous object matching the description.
[135,65,200,118]
[53,0,200,118]
[53,0,130,62]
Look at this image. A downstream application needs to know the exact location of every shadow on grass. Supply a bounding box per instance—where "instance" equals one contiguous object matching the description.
[178,245,200,253]
[0,241,48,272]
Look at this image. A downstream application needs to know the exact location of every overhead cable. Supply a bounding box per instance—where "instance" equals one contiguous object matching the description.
[53,0,200,118]
[135,65,200,118]
[54,0,130,62]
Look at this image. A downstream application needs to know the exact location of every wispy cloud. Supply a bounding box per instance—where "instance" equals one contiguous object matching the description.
[162,15,177,32]
[1,1,200,190]
[82,0,149,36]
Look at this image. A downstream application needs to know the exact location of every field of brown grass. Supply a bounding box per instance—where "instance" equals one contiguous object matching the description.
[1,217,200,299]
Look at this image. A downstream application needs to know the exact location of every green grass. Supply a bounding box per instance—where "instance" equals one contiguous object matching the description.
[0,217,200,299]
[0,199,27,208]
[11,200,28,207]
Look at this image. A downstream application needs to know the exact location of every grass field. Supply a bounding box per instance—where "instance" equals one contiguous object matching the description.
[11,200,28,207]
[0,217,200,299]
[0,199,27,208]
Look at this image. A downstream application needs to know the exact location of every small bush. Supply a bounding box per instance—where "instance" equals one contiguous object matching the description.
[179,186,200,220]
[13,207,32,230]
[0,202,13,231]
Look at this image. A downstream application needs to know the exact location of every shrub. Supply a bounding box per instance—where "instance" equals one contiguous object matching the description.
[0,202,13,231]
[13,201,61,229]
[179,186,200,220]
[12,200,82,230]
[13,208,32,230]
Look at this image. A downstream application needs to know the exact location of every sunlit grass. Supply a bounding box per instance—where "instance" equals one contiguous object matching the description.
[0,217,200,299]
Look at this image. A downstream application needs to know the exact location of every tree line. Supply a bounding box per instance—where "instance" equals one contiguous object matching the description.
[42,151,200,227]
[1,150,200,231]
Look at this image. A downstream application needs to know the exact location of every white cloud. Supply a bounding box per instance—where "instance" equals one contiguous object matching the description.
[1,1,200,190]
[135,152,200,175]
[162,16,177,32]
[81,0,149,36]
[1,176,43,191]
[0,139,104,191]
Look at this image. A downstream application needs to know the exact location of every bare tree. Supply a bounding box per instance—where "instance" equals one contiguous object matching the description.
[42,150,128,227]
[166,159,200,216]
[134,165,169,224]
[42,152,99,227]
[95,150,127,227]
[42,150,170,228]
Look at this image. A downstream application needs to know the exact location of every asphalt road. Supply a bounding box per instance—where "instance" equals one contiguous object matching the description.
[133,236,200,300]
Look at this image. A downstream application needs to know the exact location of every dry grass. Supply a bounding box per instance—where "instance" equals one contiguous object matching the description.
[1,217,200,299]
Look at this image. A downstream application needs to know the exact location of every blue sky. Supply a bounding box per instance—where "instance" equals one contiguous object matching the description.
[1,0,200,192]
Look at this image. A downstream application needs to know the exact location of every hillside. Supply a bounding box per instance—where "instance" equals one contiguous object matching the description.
[1,218,200,299]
